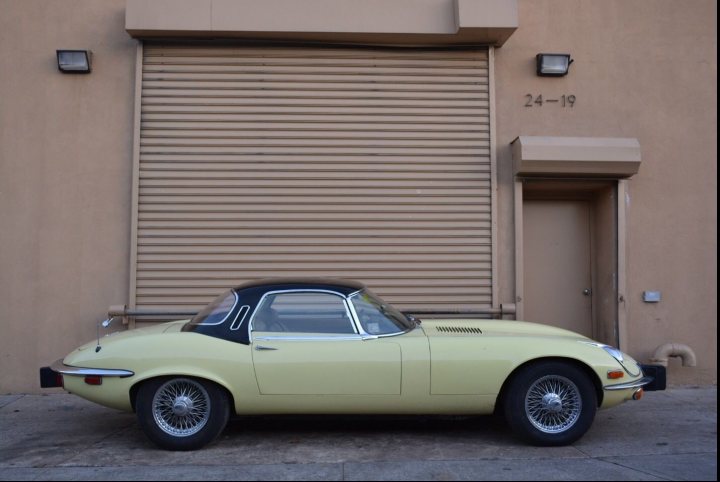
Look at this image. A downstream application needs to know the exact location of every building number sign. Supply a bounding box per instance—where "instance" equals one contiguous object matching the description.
[525,94,576,107]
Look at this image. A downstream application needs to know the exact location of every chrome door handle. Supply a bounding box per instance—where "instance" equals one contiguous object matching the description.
[583,289,592,296]
[255,345,278,351]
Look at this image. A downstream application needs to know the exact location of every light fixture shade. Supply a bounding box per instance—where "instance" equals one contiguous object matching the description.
[536,53,573,77]
[57,50,91,73]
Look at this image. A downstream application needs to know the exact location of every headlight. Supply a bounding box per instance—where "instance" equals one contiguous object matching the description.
[602,345,624,363]
[581,342,640,376]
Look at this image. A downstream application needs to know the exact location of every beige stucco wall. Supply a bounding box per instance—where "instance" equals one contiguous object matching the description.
[0,0,716,392]
[0,0,137,392]
[494,0,717,384]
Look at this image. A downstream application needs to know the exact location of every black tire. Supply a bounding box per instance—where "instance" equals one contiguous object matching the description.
[136,376,230,451]
[503,361,597,446]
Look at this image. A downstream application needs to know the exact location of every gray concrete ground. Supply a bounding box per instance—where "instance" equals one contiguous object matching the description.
[0,387,716,481]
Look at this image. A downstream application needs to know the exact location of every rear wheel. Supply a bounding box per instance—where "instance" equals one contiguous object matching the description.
[503,361,597,446]
[136,377,230,451]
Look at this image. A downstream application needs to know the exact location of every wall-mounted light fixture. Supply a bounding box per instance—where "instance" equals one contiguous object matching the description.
[536,53,573,77]
[56,50,92,73]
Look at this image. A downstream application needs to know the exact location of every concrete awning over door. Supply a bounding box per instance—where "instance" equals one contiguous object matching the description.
[511,136,642,178]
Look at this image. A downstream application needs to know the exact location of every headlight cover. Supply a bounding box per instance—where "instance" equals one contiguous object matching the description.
[602,345,624,363]
[581,342,641,376]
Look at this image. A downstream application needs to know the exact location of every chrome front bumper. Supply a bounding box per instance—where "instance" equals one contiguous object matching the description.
[603,376,655,391]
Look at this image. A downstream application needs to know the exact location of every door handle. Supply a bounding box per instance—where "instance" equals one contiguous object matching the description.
[583,289,592,296]
[255,345,278,351]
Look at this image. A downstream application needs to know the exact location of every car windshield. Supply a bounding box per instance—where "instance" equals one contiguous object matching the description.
[349,289,415,335]
[188,290,238,326]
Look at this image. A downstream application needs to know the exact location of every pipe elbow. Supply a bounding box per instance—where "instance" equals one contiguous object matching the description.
[650,343,697,367]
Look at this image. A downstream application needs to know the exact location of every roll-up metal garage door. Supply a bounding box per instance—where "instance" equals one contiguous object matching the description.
[134,44,493,314]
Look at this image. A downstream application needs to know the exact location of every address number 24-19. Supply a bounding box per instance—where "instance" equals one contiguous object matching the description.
[525,94,576,107]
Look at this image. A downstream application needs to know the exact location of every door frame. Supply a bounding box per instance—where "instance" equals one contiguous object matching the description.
[514,179,629,349]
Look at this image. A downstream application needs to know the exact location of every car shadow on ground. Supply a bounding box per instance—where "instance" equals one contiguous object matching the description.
[214,414,518,464]
[226,413,508,437]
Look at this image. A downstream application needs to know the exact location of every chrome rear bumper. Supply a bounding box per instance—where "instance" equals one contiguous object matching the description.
[48,359,134,378]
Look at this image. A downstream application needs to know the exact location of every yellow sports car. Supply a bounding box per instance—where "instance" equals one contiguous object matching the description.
[40,278,664,451]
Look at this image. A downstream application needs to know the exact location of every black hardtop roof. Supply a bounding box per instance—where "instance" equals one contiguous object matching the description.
[234,278,366,296]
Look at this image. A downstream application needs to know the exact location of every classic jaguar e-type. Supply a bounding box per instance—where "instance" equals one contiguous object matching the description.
[41,278,665,451]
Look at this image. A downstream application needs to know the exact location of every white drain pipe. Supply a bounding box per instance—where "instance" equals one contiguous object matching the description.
[650,343,697,367]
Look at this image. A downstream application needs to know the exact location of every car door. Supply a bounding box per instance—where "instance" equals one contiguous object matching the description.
[250,290,401,395]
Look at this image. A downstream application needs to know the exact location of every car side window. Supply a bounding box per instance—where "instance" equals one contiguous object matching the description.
[349,289,413,335]
[251,292,356,334]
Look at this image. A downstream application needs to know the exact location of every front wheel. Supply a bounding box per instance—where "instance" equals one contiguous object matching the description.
[136,377,230,451]
[503,361,597,446]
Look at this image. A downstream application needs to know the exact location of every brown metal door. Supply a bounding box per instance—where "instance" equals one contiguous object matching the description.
[523,200,593,336]
[132,45,493,314]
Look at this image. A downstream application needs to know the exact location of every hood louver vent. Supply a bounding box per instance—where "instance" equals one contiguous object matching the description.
[436,326,483,334]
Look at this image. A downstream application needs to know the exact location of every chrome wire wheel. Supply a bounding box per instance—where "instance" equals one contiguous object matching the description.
[524,374,582,434]
[152,378,211,437]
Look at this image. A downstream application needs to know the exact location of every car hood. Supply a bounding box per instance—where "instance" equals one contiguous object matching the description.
[421,319,589,340]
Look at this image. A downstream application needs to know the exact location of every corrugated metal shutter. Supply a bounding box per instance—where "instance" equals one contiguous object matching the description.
[134,44,492,313]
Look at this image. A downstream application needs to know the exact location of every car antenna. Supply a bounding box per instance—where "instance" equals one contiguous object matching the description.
[96,316,115,352]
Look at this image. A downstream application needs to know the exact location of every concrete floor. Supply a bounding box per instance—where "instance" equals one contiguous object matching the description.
[0,387,716,481]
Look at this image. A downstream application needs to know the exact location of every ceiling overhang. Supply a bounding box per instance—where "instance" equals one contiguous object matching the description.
[125,0,518,46]
[511,136,642,178]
